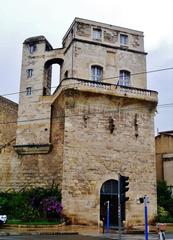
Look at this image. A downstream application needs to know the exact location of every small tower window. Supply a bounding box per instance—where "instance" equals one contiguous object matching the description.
[26,87,32,95]
[28,44,37,54]
[43,87,47,96]
[119,70,130,86]
[64,70,68,78]
[120,34,128,46]
[93,28,102,40]
[26,69,33,78]
[91,65,103,81]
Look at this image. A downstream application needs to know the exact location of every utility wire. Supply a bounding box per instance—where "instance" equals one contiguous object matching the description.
[0,66,172,125]
[0,102,173,125]
[102,67,173,81]
[0,66,173,97]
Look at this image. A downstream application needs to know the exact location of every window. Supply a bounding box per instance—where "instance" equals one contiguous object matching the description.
[26,87,32,95]
[26,69,33,78]
[93,28,102,40]
[120,34,128,46]
[119,70,130,86]
[43,87,47,96]
[64,70,68,78]
[101,179,118,194]
[91,65,103,81]
[29,44,37,54]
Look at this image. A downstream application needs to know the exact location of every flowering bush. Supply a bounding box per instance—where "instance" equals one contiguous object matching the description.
[41,197,63,220]
[0,184,62,222]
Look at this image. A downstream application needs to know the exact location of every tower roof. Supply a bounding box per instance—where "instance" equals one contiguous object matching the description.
[23,36,53,50]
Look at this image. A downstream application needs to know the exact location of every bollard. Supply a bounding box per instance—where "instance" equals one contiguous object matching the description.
[106,201,110,234]
[102,218,105,233]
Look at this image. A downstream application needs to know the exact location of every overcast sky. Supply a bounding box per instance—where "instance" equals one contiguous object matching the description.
[0,0,173,133]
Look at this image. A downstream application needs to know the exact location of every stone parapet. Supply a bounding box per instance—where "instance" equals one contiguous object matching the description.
[53,78,158,104]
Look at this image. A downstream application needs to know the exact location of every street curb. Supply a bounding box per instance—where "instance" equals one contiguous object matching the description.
[0,231,79,236]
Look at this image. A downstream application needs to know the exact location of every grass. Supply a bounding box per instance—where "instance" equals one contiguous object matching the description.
[7,219,60,225]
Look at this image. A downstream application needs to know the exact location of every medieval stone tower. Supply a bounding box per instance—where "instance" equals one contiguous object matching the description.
[1,18,158,226]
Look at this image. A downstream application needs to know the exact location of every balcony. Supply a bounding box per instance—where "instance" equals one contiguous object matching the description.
[53,78,158,103]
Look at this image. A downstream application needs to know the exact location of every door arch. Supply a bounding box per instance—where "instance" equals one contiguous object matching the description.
[100,179,118,226]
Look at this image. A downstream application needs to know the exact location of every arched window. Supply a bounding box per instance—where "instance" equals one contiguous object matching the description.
[100,179,118,195]
[91,65,103,81]
[119,70,130,86]
[44,58,63,95]
[51,64,60,94]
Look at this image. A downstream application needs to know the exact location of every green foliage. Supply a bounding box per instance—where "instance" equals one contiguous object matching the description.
[0,184,62,223]
[21,205,40,222]
[7,219,59,225]
[158,206,168,217]
[157,215,173,223]
[0,191,26,218]
[157,181,173,221]
[157,181,172,206]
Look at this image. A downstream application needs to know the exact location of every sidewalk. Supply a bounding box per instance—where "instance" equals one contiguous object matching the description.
[0,224,159,239]
[0,224,157,240]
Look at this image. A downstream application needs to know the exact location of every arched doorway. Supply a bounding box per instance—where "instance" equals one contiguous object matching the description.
[100,179,118,226]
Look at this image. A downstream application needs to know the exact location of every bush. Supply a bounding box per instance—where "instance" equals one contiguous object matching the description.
[157,181,173,221]
[158,206,169,217]
[157,215,173,223]
[0,184,62,222]
[21,206,40,222]
[40,197,63,220]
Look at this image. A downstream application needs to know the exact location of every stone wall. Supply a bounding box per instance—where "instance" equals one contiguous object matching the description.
[0,97,18,189]
[16,38,53,146]
[0,95,65,190]
[62,89,157,225]
[0,88,157,226]
[68,41,146,88]
[72,19,144,52]
[16,94,64,189]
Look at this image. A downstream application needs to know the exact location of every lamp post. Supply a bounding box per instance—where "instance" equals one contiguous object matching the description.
[138,195,149,240]
[144,195,149,240]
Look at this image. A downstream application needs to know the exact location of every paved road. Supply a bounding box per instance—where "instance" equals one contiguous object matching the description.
[0,233,173,240]
[0,235,100,240]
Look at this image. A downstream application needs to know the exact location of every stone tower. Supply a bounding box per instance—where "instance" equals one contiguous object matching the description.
[14,36,64,153]
[15,18,148,152]
[12,18,158,226]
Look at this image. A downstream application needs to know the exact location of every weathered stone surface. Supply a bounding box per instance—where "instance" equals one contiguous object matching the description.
[155,132,173,186]
[0,97,18,189]
[76,22,91,37]
[103,29,118,43]
[0,18,157,227]
[61,89,157,225]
